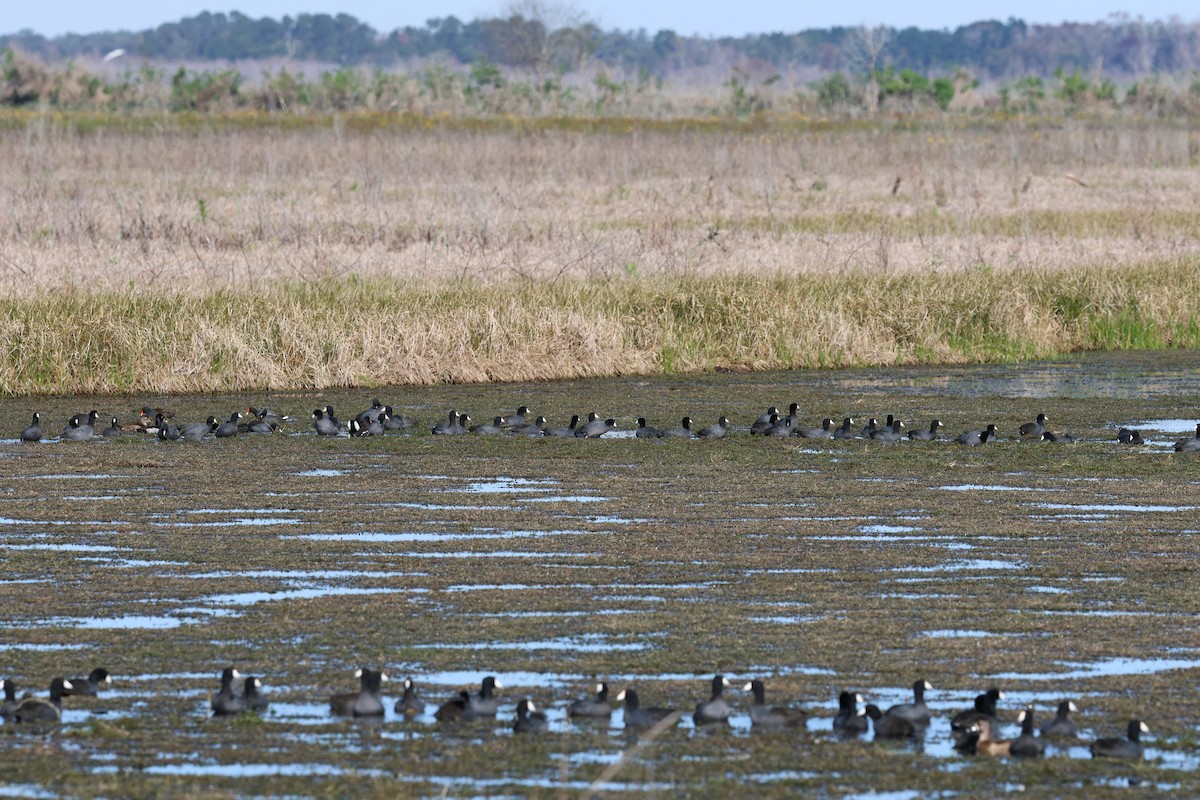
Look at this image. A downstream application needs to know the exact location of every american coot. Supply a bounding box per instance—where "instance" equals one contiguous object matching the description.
[661,416,696,439]
[242,413,277,434]
[1041,431,1077,443]
[865,703,916,739]
[1117,427,1145,445]
[434,690,472,722]
[313,408,341,436]
[470,416,505,435]
[1091,719,1149,759]
[20,412,41,442]
[394,677,422,716]
[62,410,98,441]
[908,420,943,441]
[635,417,662,439]
[1010,707,1044,757]
[214,412,242,438]
[870,419,905,443]
[62,667,111,697]
[212,667,246,715]
[330,668,388,717]
[885,679,932,727]
[797,418,836,439]
[743,679,805,729]
[1019,412,1049,439]
[750,407,779,435]
[832,417,856,440]
[574,416,616,438]
[766,416,793,437]
[181,417,219,441]
[544,415,580,438]
[1040,700,1079,737]
[430,410,461,436]
[156,414,182,441]
[950,687,1003,731]
[323,406,343,430]
[511,416,548,436]
[858,418,879,438]
[693,675,732,725]
[697,416,729,439]
[616,688,677,729]
[567,682,613,718]
[468,676,503,717]
[833,691,868,736]
[957,423,997,446]
[512,699,548,733]
[782,403,802,427]
[242,676,269,712]
[382,406,417,431]
[13,678,73,724]
[499,406,531,429]
[1174,424,1200,452]
[355,399,386,426]
[101,417,123,437]
[248,406,290,428]
[0,678,19,718]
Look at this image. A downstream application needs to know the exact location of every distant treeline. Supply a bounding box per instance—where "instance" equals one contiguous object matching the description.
[3,11,1200,78]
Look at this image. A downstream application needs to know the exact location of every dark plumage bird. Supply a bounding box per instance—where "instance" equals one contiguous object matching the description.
[394,677,422,716]
[833,691,868,736]
[743,679,805,729]
[1090,719,1149,760]
[1117,427,1144,445]
[766,415,793,437]
[242,676,269,712]
[355,398,386,426]
[1010,707,1044,757]
[20,412,42,442]
[499,406,531,429]
[544,415,580,438]
[885,679,932,727]
[1019,412,1049,439]
[661,416,696,439]
[329,668,388,717]
[313,408,341,436]
[951,687,1003,732]
[467,676,503,717]
[13,678,73,724]
[212,667,246,716]
[865,703,916,739]
[1174,423,1200,452]
[62,410,98,441]
[0,679,19,718]
[430,410,462,436]
[434,690,472,722]
[568,681,613,719]
[908,420,943,441]
[617,688,677,729]
[381,406,417,431]
[858,418,879,438]
[214,412,242,438]
[750,407,780,435]
[181,416,219,441]
[101,417,123,437]
[797,418,836,439]
[511,415,548,436]
[574,416,616,438]
[697,416,729,439]
[62,667,111,697]
[957,423,997,446]
[156,414,182,441]
[1041,431,1077,443]
[832,417,856,440]
[1040,700,1079,737]
[512,699,548,733]
[634,417,662,439]
[870,419,905,443]
[693,675,732,725]
[470,416,505,435]
[322,406,343,430]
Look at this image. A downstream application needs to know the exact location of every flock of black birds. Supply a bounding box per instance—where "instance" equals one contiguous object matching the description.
[1,668,1151,760]
[12,403,1196,449]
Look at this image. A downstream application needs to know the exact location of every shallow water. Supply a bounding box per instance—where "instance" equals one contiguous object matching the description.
[4,351,1200,797]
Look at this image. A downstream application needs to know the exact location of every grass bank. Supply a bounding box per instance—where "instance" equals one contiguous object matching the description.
[3,260,1199,396]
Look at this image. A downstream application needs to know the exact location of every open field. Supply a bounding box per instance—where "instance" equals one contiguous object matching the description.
[1,353,1200,797]
[1,114,1199,393]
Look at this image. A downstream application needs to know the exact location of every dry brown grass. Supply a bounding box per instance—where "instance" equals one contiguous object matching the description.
[2,114,1199,393]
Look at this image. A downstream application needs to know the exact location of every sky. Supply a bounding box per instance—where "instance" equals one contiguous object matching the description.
[6,1,1199,39]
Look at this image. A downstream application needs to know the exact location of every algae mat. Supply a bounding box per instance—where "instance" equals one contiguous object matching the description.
[1,351,1200,798]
